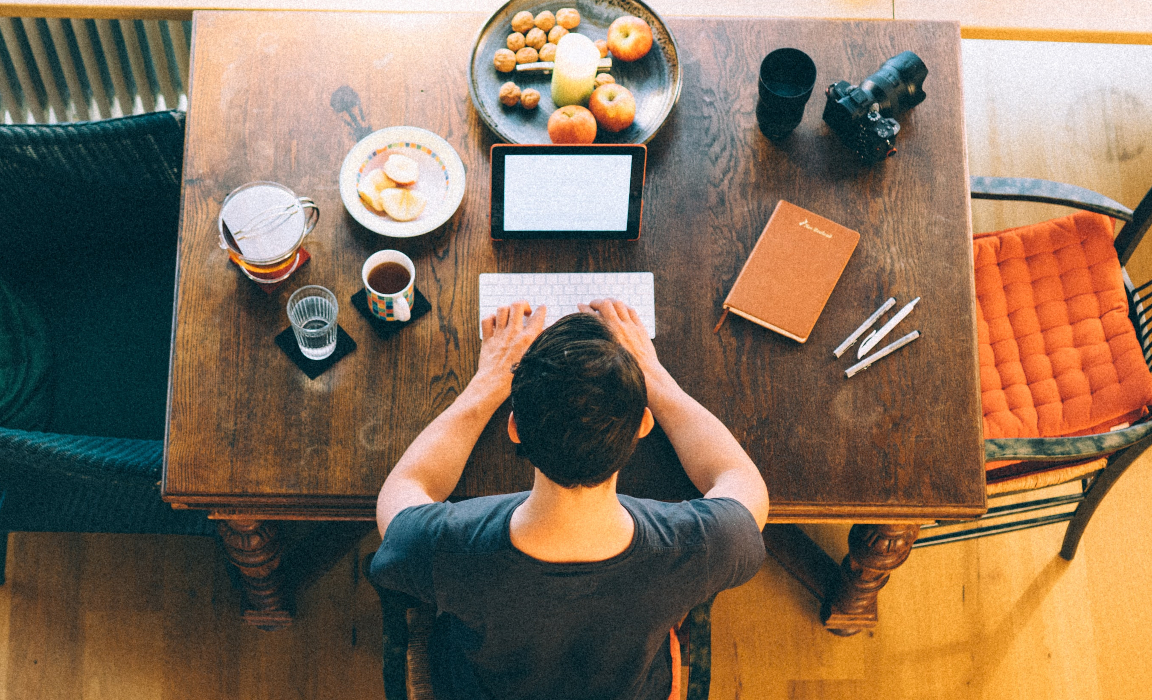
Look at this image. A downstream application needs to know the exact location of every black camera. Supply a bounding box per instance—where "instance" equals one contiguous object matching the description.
[822,51,928,164]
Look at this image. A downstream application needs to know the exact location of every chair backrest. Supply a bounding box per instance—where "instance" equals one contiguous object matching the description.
[1116,185,1152,266]
[374,585,712,700]
[0,110,186,266]
[0,111,184,196]
[1116,186,1152,366]
[969,176,1152,267]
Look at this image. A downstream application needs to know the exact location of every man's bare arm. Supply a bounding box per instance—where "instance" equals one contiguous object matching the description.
[581,299,769,529]
[375,302,546,538]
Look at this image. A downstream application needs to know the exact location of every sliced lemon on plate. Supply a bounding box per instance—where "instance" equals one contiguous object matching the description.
[380,188,426,221]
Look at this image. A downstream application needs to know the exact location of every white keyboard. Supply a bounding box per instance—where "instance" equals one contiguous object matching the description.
[479,272,656,338]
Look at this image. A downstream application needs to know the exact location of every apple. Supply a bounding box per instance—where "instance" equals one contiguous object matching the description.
[607,16,653,62]
[588,84,636,132]
[547,105,598,144]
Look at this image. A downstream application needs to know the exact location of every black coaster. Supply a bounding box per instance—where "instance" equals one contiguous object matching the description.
[351,288,432,340]
[275,324,357,379]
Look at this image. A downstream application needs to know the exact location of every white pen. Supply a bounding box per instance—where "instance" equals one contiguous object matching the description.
[834,297,896,358]
[845,330,921,378]
[857,296,921,359]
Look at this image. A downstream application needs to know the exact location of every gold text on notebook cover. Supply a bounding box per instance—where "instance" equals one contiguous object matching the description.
[798,218,832,239]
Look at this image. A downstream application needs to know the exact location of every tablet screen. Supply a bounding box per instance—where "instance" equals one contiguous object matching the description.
[504,154,632,231]
[491,144,646,240]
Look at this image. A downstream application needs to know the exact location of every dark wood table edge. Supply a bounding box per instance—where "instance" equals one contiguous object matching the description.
[765,503,986,522]
[163,499,987,522]
[162,491,377,508]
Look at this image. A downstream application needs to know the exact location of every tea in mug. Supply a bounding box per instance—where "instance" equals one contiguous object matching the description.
[367,261,411,295]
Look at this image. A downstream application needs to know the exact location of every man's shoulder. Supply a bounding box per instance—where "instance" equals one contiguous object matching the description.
[387,492,528,553]
[371,493,530,602]
[621,496,762,549]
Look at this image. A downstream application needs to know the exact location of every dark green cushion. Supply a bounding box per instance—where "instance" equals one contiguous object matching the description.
[0,277,51,431]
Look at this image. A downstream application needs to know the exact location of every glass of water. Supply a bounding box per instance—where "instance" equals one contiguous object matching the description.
[287,285,338,360]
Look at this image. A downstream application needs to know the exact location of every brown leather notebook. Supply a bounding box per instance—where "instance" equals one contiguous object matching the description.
[717,200,860,342]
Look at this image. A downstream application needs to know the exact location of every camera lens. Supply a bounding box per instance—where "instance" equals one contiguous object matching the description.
[756,99,802,139]
[756,48,817,139]
[862,51,927,117]
[758,48,817,102]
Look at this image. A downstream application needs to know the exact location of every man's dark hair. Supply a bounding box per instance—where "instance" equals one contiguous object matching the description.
[510,313,647,488]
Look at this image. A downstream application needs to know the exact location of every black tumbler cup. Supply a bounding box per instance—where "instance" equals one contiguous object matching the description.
[756,48,817,139]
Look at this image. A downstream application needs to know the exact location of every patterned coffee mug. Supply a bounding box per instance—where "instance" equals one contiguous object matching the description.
[362,250,414,321]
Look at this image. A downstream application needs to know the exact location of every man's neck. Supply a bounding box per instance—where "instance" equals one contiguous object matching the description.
[510,470,635,563]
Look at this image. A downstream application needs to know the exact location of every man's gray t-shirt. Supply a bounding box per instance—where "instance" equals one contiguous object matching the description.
[370,493,764,700]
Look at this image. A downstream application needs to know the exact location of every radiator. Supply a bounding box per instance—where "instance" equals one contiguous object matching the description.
[0,17,189,123]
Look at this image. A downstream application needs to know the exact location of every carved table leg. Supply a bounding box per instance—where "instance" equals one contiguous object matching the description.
[820,524,919,636]
[217,519,293,631]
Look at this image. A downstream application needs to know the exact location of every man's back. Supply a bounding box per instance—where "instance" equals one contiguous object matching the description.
[371,493,764,700]
[373,302,769,698]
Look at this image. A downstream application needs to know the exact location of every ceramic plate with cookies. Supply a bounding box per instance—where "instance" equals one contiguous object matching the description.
[468,0,681,145]
[339,126,466,238]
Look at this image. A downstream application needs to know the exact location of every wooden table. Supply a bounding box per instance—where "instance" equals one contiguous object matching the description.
[164,10,985,634]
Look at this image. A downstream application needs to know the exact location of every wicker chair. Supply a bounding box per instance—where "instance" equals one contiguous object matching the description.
[915,177,1152,559]
[367,555,716,700]
[0,112,215,585]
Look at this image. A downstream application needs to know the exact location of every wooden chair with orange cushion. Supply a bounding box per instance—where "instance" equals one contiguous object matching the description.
[915,177,1152,559]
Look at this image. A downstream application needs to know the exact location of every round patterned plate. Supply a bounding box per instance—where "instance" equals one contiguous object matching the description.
[339,126,466,238]
[468,0,681,144]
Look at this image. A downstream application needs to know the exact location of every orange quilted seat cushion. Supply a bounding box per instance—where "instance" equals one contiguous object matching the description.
[974,210,1152,444]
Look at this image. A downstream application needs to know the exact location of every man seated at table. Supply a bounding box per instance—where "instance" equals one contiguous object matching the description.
[371,298,769,700]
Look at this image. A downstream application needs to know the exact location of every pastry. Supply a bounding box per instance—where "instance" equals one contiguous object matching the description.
[493,48,517,72]
[511,11,535,33]
[499,81,522,107]
[556,8,581,29]
[534,11,556,32]
[525,27,547,51]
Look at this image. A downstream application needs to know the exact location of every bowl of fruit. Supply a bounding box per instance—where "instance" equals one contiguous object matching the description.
[339,126,467,238]
[468,0,681,145]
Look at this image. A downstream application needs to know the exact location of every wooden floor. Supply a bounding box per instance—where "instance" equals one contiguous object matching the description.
[4,35,1152,700]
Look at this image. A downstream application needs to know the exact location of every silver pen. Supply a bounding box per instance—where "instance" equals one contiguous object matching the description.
[834,297,895,358]
[857,296,921,359]
[845,330,921,378]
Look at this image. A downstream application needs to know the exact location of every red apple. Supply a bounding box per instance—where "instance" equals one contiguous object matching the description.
[588,83,636,132]
[607,16,653,62]
[547,105,598,144]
